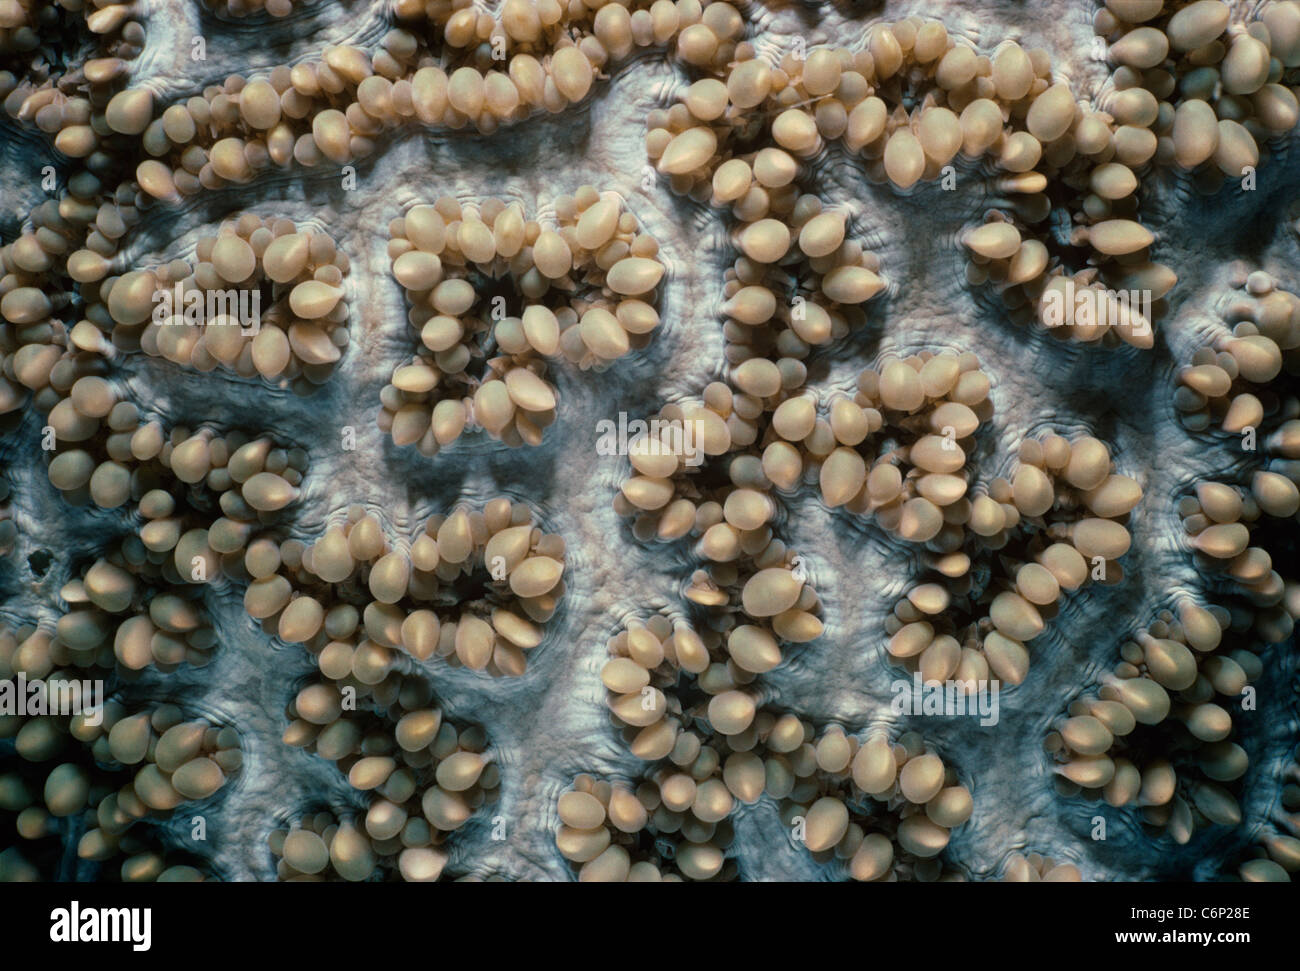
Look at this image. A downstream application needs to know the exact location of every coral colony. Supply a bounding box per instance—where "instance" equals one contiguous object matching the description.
[0,0,1297,887]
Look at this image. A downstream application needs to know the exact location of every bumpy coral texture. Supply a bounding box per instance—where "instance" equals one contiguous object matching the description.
[0,0,1299,882]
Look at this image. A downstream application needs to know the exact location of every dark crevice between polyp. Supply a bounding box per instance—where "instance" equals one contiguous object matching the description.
[436,561,513,614]
[27,547,52,577]
[461,272,516,385]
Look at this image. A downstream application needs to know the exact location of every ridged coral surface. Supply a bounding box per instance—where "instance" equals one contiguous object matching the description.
[0,0,1298,883]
